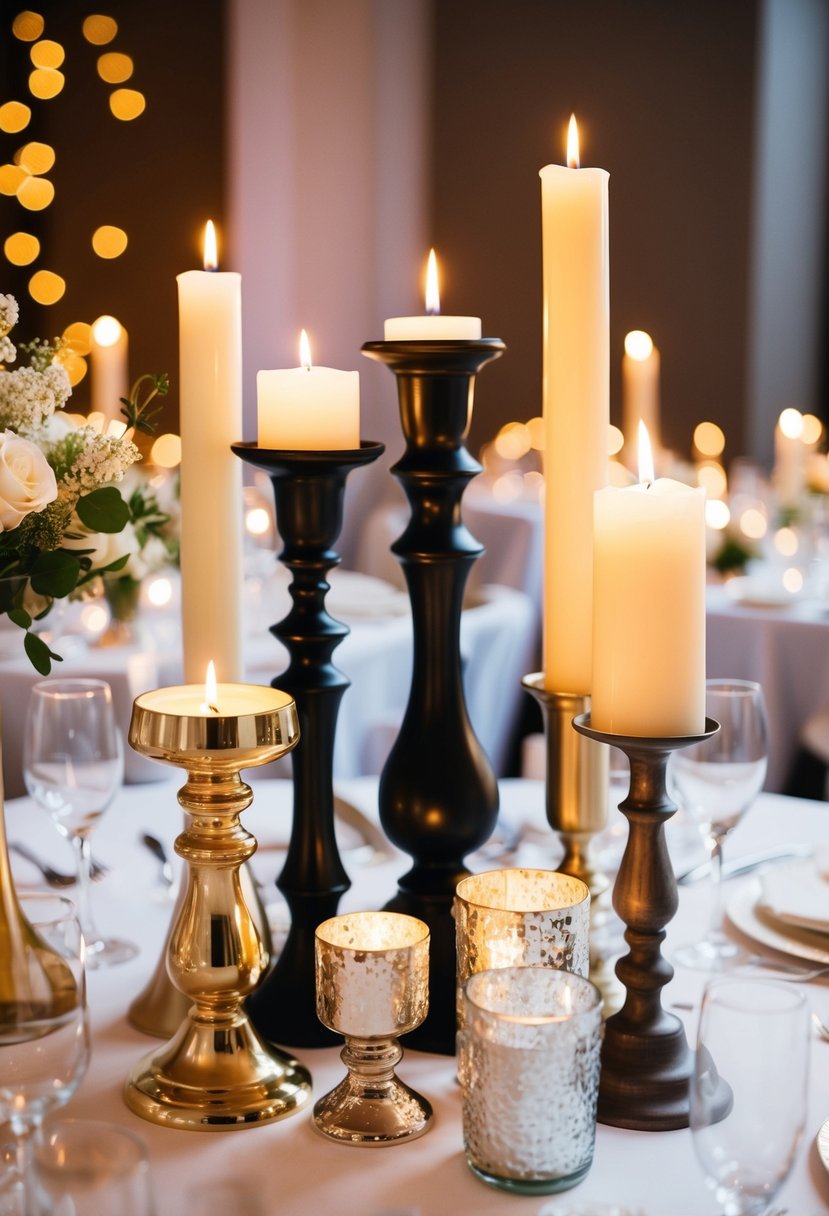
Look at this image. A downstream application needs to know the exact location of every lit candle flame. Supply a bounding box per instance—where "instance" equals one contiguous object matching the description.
[299,328,312,371]
[200,660,219,714]
[203,220,218,271]
[562,983,573,1015]
[425,248,440,315]
[624,330,654,361]
[91,314,122,347]
[638,420,655,486]
[566,113,580,169]
[778,407,804,440]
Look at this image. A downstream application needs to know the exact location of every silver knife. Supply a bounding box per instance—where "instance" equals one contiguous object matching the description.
[676,843,813,886]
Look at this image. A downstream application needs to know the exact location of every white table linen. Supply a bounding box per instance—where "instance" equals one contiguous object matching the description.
[5,777,829,1215]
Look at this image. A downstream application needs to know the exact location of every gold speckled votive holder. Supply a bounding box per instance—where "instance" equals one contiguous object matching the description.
[314,911,432,1146]
[454,869,590,1033]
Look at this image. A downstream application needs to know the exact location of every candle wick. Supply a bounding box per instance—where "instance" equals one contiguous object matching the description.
[208,702,219,714]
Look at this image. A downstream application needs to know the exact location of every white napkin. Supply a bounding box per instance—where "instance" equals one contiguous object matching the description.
[759,855,829,934]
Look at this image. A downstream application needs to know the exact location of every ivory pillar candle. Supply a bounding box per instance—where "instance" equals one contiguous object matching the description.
[622,330,660,461]
[177,220,244,683]
[591,438,706,737]
[90,315,128,422]
[384,248,481,340]
[540,116,609,694]
[257,330,360,450]
[774,408,806,510]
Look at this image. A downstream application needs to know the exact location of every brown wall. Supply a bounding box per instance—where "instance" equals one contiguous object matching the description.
[431,0,759,461]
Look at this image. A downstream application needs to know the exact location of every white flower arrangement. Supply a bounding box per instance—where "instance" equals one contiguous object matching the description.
[0,292,167,672]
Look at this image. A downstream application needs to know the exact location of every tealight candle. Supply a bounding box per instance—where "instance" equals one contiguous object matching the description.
[257,329,360,450]
[622,329,661,461]
[384,248,481,340]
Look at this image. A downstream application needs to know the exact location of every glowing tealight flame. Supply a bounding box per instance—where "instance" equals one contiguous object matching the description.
[200,660,219,715]
[299,328,312,370]
[425,248,440,315]
[778,407,804,440]
[624,330,653,361]
[567,114,580,169]
[91,315,122,347]
[638,420,655,486]
[203,220,218,271]
[562,984,573,1015]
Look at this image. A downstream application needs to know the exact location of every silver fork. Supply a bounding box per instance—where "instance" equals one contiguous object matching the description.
[812,1011,829,1042]
[9,841,108,886]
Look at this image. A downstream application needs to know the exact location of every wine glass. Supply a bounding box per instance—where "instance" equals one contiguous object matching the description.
[35,1120,157,1216]
[23,678,135,968]
[0,894,90,1216]
[691,976,809,1214]
[670,679,768,970]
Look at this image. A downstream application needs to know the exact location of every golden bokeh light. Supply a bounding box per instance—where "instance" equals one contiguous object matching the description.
[705,500,730,530]
[109,88,146,121]
[624,330,654,361]
[91,225,128,258]
[150,433,182,469]
[802,413,823,446]
[774,527,799,558]
[55,349,88,386]
[28,269,66,306]
[83,14,118,44]
[783,567,803,594]
[492,471,524,503]
[4,231,40,265]
[30,40,65,69]
[97,52,133,83]
[739,507,768,540]
[607,424,624,456]
[526,416,544,451]
[0,101,32,134]
[696,461,728,499]
[62,321,93,356]
[91,315,122,347]
[12,11,44,41]
[245,507,271,537]
[16,140,55,175]
[0,164,29,195]
[693,420,725,458]
[29,68,65,100]
[146,576,172,608]
[778,407,804,440]
[494,421,531,461]
[16,175,54,210]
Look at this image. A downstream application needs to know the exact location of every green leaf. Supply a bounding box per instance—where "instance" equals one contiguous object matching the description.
[8,608,31,629]
[98,554,129,575]
[29,550,80,598]
[76,487,130,534]
[24,631,62,676]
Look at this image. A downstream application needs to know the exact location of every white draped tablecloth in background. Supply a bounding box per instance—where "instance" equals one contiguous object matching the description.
[5,777,829,1215]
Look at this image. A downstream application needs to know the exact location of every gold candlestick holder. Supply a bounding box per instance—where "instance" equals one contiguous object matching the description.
[125,682,312,1131]
[522,676,623,1014]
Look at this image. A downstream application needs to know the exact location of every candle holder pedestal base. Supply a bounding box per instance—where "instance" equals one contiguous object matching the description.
[572,713,730,1131]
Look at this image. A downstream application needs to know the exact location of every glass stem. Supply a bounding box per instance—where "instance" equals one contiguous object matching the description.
[72,833,99,948]
[708,832,726,942]
[10,1117,40,1216]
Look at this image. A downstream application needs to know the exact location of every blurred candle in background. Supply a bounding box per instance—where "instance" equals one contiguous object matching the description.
[90,314,128,422]
[622,329,660,465]
[540,114,609,694]
[177,220,244,683]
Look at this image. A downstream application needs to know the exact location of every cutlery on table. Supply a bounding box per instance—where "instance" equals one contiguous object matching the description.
[812,1012,829,1042]
[676,843,813,886]
[140,832,175,891]
[9,840,108,886]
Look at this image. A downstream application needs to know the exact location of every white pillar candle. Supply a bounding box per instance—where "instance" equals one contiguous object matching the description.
[592,426,706,737]
[90,314,128,422]
[257,329,360,450]
[540,116,609,694]
[384,248,481,340]
[177,220,244,683]
[773,408,806,510]
[622,330,660,463]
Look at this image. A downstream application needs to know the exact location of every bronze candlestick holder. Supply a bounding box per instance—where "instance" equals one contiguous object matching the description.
[361,338,504,1055]
[522,676,622,1015]
[572,712,730,1131]
[232,440,384,1048]
[125,682,311,1131]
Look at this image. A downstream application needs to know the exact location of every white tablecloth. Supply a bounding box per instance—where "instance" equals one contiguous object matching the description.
[6,777,829,1215]
[706,583,829,791]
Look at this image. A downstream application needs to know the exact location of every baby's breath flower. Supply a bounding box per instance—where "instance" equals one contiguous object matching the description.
[0,366,65,431]
[0,336,15,364]
[0,294,19,340]
[48,426,140,502]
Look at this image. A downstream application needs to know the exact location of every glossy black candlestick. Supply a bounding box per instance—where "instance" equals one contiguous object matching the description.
[361,339,505,1055]
[232,440,384,1048]
[573,713,730,1131]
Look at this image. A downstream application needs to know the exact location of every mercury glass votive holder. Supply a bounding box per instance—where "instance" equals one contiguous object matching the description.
[459,966,603,1194]
[314,911,432,1146]
[454,869,590,1030]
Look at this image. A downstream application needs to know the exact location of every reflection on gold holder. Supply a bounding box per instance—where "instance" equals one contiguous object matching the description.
[124,685,311,1131]
[522,675,623,1016]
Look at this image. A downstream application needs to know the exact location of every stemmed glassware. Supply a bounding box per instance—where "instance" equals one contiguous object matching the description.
[670,678,768,971]
[23,678,135,968]
[691,976,809,1214]
[35,1120,157,1216]
[0,894,90,1216]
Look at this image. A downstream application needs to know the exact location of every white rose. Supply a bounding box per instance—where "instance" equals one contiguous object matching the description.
[66,519,143,575]
[0,430,58,532]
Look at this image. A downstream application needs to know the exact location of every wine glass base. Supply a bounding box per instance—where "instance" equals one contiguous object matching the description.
[673,937,745,973]
[85,937,139,969]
